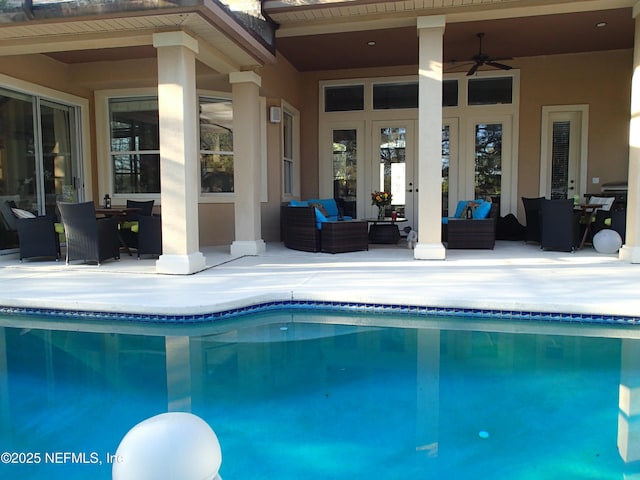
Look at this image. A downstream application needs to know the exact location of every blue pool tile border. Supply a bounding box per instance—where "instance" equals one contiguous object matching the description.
[0,301,639,326]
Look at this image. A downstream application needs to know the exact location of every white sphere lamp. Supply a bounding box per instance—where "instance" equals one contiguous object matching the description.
[592,229,622,254]
[112,412,222,480]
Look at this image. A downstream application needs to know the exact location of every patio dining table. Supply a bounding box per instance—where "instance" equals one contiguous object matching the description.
[95,207,140,255]
[575,203,605,249]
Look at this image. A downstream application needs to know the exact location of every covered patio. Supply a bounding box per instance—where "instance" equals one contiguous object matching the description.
[0,0,639,274]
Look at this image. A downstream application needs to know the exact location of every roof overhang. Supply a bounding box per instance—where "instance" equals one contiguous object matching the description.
[0,2,277,73]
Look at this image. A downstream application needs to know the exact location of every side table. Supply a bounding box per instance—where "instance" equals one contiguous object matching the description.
[320,220,369,253]
[366,217,407,244]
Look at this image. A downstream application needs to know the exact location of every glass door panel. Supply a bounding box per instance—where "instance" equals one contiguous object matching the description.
[0,90,36,249]
[442,125,450,217]
[474,123,502,204]
[332,129,357,218]
[40,100,79,215]
[378,126,406,218]
[0,89,81,251]
[374,123,416,222]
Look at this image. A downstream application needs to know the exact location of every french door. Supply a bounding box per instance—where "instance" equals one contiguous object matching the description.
[445,115,514,216]
[540,106,587,200]
[372,120,417,225]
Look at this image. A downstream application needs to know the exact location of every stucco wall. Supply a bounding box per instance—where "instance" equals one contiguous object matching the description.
[516,49,632,217]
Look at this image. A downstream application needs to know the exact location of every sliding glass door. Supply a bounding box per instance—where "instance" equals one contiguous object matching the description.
[0,89,81,250]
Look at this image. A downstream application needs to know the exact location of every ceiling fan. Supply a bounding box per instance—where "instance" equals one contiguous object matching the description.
[464,32,513,76]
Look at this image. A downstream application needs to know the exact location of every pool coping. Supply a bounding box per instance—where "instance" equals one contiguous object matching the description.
[1,296,639,327]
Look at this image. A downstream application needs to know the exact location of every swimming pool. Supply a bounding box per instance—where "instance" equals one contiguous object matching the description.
[1,310,639,479]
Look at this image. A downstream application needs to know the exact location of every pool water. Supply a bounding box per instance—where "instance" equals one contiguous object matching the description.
[1,312,639,479]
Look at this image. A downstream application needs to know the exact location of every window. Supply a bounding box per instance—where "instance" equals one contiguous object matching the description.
[468,77,512,105]
[324,85,364,112]
[199,97,234,193]
[283,110,293,196]
[442,80,458,107]
[373,82,418,109]
[109,97,160,194]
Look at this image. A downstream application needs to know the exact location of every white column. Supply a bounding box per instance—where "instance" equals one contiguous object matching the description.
[229,71,266,256]
[621,4,640,263]
[153,31,206,275]
[414,16,447,260]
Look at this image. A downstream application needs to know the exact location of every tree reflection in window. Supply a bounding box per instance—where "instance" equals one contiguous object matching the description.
[200,98,234,193]
[475,123,502,201]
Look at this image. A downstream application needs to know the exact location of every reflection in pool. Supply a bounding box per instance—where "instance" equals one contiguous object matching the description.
[0,311,639,479]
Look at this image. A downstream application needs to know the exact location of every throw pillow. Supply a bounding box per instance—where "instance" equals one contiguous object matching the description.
[457,201,480,219]
[473,201,492,219]
[309,202,329,217]
[11,207,36,219]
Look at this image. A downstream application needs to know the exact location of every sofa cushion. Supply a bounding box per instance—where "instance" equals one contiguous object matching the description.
[289,199,309,207]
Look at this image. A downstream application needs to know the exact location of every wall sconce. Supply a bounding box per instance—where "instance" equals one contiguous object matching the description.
[269,106,282,123]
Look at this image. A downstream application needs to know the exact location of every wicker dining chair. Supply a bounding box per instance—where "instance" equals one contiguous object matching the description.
[135,214,162,258]
[120,199,155,249]
[57,201,120,265]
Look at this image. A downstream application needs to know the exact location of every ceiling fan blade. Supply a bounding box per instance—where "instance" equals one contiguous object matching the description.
[486,61,512,71]
[466,62,480,76]
[444,61,475,73]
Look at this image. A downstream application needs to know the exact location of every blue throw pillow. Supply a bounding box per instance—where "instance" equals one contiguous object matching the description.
[314,207,328,230]
[473,201,492,219]
[453,200,469,218]
[289,200,308,207]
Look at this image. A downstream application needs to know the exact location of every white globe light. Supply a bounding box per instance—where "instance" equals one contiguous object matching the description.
[593,229,622,254]
[112,412,222,480]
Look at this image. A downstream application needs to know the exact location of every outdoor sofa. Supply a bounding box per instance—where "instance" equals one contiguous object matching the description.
[281,198,368,253]
[442,199,499,249]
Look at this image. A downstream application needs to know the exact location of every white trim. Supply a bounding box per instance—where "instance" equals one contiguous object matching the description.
[281,100,301,201]
[260,96,268,203]
[0,73,91,201]
[539,104,589,199]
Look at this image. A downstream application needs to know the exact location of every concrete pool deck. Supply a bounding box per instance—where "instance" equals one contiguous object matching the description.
[0,240,639,321]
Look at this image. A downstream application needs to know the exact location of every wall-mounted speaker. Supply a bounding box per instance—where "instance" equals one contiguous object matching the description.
[269,106,282,124]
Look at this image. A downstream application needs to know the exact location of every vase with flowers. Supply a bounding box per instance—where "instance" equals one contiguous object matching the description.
[371,191,392,220]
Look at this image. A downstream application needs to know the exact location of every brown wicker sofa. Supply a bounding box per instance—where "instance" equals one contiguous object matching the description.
[281,200,368,253]
[442,200,499,249]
